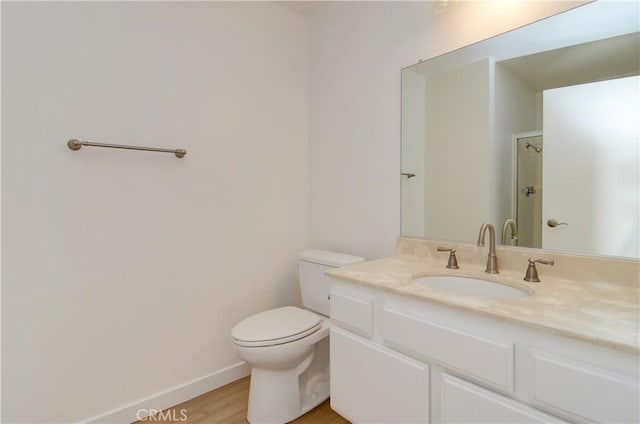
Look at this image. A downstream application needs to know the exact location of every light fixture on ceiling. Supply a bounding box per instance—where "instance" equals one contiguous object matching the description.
[432,0,456,15]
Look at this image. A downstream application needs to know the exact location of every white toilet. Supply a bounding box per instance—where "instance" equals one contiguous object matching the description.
[231,250,364,424]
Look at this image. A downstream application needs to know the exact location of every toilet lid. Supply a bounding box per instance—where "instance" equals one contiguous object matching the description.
[231,306,322,347]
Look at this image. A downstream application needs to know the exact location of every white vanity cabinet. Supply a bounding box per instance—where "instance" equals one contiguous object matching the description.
[440,373,561,423]
[528,350,640,423]
[329,284,430,423]
[330,327,430,423]
[381,306,515,393]
[329,279,640,424]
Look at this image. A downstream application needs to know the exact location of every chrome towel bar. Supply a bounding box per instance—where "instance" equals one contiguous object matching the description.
[67,139,187,158]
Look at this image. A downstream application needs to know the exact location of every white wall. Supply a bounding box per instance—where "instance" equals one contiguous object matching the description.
[424,59,490,242]
[308,1,585,259]
[1,2,308,422]
[2,1,589,421]
[400,69,426,237]
[492,63,537,231]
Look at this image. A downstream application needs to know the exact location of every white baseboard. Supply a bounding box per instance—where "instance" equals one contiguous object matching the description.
[83,362,251,423]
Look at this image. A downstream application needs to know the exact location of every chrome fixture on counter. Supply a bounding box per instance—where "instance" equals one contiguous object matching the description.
[67,139,187,158]
[477,222,499,274]
[501,219,519,245]
[524,258,555,282]
[437,247,459,269]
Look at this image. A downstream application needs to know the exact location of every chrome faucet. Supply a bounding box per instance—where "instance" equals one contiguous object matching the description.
[501,219,519,245]
[477,222,499,274]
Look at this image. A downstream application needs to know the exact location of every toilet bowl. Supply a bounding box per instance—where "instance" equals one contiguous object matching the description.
[231,250,364,424]
[233,307,330,423]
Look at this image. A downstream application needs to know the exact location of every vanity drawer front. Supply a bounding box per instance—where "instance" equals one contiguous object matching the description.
[330,292,374,338]
[531,351,640,423]
[382,307,514,392]
[441,373,563,423]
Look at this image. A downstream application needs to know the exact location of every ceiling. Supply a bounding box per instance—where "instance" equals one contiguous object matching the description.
[273,1,331,17]
[498,32,640,92]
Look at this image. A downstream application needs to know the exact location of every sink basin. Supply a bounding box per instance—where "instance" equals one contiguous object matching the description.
[413,275,530,299]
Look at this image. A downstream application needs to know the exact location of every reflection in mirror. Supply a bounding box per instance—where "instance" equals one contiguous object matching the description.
[401,1,640,259]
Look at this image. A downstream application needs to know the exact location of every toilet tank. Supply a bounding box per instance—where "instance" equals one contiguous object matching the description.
[298,250,364,316]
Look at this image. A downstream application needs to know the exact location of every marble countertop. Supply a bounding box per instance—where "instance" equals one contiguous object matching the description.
[327,254,640,354]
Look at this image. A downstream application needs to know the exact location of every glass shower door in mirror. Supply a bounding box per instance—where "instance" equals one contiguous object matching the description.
[514,132,543,249]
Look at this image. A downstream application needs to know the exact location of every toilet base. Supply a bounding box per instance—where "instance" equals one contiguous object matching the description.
[247,338,330,424]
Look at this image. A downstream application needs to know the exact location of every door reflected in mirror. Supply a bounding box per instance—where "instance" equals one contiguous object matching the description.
[400,1,640,259]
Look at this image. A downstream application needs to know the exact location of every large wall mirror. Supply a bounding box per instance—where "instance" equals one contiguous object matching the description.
[401,1,639,259]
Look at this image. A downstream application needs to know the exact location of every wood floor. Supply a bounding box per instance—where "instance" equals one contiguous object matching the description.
[136,376,350,424]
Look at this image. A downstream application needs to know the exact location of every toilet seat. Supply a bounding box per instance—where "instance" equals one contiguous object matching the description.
[232,306,322,347]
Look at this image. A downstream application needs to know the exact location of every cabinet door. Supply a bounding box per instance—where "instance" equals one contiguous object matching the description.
[441,374,563,423]
[330,327,429,423]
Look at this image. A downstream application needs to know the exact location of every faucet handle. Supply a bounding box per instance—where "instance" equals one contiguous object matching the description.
[437,247,459,269]
[524,258,555,282]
